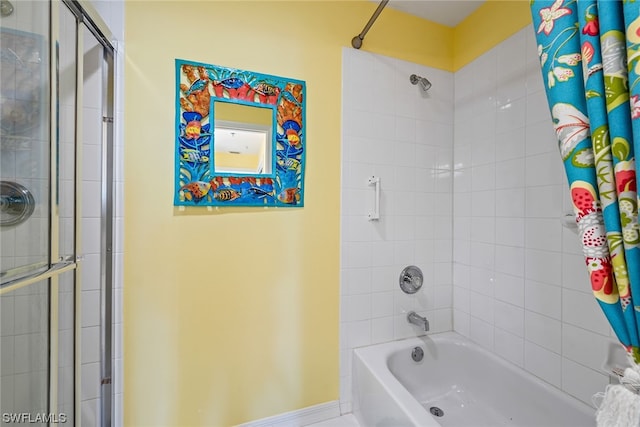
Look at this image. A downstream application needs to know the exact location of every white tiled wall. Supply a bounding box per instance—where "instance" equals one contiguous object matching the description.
[452,25,614,406]
[340,24,616,414]
[340,48,454,412]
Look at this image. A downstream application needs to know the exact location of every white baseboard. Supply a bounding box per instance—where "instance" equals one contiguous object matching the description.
[237,401,341,427]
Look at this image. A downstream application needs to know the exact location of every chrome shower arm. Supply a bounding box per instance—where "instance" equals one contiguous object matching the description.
[352,0,389,49]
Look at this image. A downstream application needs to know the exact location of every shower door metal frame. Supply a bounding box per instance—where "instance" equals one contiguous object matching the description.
[0,1,115,424]
[61,1,116,424]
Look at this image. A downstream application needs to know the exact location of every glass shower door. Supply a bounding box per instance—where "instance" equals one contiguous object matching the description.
[0,0,52,422]
[0,0,51,281]
[1,2,115,423]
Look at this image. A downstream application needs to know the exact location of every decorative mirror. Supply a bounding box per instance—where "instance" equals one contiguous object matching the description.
[174,59,306,207]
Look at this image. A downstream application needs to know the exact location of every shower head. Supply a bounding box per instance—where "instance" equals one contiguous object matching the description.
[410,74,432,92]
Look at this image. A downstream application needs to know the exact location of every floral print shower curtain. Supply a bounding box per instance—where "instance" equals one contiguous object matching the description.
[531,0,640,362]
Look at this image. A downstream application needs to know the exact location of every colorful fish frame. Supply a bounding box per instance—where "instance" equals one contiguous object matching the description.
[174,59,306,207]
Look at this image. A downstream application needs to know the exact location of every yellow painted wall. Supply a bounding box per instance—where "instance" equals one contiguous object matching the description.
[454,0,533,70]
[124,2,451,426]
[124,1,535,425]
[214,101,272,126]
[215,151,261,172]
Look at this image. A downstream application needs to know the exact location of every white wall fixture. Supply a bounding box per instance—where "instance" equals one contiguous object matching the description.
[368,176,380,221]
[561,213,578,234]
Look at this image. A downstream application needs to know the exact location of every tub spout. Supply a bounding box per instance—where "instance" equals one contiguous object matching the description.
[407,311,429,331]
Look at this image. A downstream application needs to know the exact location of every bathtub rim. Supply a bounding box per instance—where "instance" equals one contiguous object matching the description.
[352,331,596,426]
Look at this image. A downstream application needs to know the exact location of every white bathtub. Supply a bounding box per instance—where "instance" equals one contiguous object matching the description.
[352,332,596,427]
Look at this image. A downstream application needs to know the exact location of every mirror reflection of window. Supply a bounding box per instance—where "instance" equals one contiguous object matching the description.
[213,101,273,175]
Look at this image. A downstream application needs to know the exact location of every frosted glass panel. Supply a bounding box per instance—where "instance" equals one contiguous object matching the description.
[0,0,50,283]
[0,279,49,422]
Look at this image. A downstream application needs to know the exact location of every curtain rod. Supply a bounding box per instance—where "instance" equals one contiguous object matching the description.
[351,0,389,49]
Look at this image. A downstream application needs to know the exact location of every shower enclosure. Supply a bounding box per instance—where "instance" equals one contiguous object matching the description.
[1,1,115,424]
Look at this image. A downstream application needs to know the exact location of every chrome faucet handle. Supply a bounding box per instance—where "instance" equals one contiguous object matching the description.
[399,265,423,294]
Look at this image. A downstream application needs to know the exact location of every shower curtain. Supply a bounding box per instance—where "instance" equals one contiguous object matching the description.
[530,0,640,362]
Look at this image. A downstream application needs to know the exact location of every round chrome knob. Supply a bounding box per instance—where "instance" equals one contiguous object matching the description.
[399,265,423,294]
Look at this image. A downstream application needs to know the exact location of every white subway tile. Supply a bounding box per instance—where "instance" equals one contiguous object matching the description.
[525,280,561,319]
[562,358,609,405]
[497,28,526,77]
[81,326,101,364]
[414,240,434,266]
[454,309,470,337]
[494,273,525,307]
[495,128,526,162]
[469,267,495,296]
[372,292,394,318]
[394,289,417,315]
[346,320,372,349]
[562,231,584,258]
[454,216,471,241]
[494,328,524,367]
[345,294,372,322]
[434,262,452,285]
[496,98,526,134]
[469,316,494,351]
[453,239,470,265]
[395,116,416,143]
[81,290,101,328]
[81,398,100,426]
[471,190,495,217]
[454,145,472,170]
[343,267,373,295]
[454,263,470,289]
[525,218,562,252]
[562,324,612,373]
[469,291,494,324]
[525,152,564,187]
[435,285,453,309]
[470,242,495,270]
[562,289,611,336]
[471,164,496,192]
[526,90,553,125]
[495,218,525,247]
[495,158,525,189]
[495,245,525,277]
[470,217,495,244]
[371,242,395,267]
[524,341,561,388]
[525,311,561,353]
[525,249,561,285]
[495,188,525,218]
[433,239,452,263]
[454,287,470,313]
[495,301,524,337]
[343,241,372,269]
[525,185,563,218]
[525,120,557,156]
[371,317,394,344]
[561,253,590,292]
